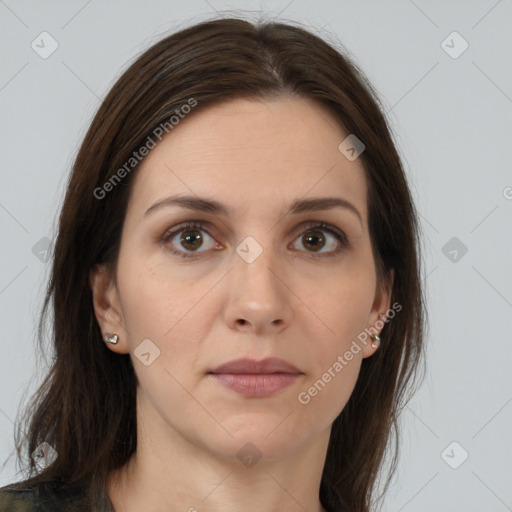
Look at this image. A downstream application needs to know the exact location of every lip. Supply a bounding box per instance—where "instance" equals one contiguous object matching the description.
[208,358,303,398]
[209,357,301,375]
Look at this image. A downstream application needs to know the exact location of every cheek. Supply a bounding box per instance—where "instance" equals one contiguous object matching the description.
[296,266,375,346]
[291,271,374,417]
[117,254,218,387]
[296,353,362,432]
[294,292,370,432]
[117,249,201,339]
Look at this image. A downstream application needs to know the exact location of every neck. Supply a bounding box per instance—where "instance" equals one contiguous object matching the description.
[106,396,332,512]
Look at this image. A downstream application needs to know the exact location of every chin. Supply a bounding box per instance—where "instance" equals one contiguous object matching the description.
[203,423,311,461]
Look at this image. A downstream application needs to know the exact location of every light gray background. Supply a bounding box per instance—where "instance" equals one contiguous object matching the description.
[1,1,511,511]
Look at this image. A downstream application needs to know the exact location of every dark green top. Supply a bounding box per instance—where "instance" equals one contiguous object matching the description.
[0,481,114,512]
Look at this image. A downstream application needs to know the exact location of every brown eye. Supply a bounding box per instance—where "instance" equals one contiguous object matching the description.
[302,231,326,252]
[162,220,348,260]
[162,221,220,259]
[179,229,203,251]
[291,222,349,258]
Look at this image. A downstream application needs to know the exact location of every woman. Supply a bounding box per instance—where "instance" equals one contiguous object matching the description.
[0,15,426,512]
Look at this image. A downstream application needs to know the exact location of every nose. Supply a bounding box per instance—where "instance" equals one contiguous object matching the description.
[223,240,294,336]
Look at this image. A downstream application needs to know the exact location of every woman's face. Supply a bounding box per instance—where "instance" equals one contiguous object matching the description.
[91,96,392,463]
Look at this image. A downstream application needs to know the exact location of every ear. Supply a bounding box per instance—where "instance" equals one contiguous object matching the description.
[89,264,129,354]
[361,268,394,359]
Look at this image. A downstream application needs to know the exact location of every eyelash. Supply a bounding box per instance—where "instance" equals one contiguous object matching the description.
[161,221,349,259]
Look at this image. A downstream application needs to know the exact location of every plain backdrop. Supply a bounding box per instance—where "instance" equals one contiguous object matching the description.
[0,1,511,511]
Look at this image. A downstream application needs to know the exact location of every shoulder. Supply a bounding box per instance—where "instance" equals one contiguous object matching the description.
[0,480,104,512]
[0,482,43,511]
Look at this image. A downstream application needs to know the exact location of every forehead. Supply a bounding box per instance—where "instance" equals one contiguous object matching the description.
[126,96,368,223]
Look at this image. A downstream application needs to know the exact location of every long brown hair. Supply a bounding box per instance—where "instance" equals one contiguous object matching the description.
[8,15,426,512]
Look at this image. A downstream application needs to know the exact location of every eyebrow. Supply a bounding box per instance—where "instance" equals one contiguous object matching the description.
[144,194,363,226]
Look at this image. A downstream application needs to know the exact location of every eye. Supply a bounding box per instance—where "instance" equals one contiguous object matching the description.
[290,221,349,258]
[161,221,349,259]
[161,221,221,259]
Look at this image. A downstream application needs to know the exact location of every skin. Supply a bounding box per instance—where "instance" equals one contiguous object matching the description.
[90,95,393,512]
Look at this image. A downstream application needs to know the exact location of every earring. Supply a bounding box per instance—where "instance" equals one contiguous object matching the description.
[370,333,381,349]
[104,332,119,345]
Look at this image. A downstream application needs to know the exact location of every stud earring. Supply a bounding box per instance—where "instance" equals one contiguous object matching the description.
[104,333,119,345]
[370,333,381,349]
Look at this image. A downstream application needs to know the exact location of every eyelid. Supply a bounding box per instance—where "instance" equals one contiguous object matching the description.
[161,219,349,258]
[293,220,348,242]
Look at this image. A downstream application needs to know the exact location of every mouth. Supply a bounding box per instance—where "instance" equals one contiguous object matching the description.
[207,357,303,397]
[209,357,302,375]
